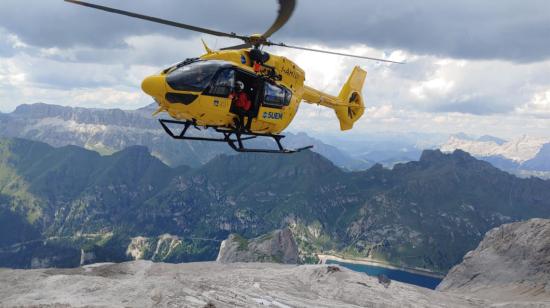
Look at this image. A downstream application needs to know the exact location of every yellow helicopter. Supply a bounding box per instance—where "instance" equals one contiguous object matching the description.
[65,0,401,153]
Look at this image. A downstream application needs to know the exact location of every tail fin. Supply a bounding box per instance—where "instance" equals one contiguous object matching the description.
[334,66,367,130]
[302,66,367,131]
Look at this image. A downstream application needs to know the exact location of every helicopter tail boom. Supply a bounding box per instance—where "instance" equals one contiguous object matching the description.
[303,66,367,130]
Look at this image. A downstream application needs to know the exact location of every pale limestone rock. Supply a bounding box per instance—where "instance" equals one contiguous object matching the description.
[438,218,550,304]
[217,228,299,264]
[0,261,487,308]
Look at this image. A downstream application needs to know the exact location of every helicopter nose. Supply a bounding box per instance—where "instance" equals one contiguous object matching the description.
[141,75,165,98]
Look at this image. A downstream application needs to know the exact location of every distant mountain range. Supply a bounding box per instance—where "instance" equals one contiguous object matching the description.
[319,131,448,168]
[3,103,550,178]
[0,103,370,170]
[441,134,550,178]
[442,134,548,163]
[1,137,549,272]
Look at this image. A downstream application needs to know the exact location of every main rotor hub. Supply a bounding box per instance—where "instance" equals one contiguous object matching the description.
[248,34,267,46]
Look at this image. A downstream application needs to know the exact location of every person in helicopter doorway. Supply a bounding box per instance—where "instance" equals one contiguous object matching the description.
[230,80,253,132]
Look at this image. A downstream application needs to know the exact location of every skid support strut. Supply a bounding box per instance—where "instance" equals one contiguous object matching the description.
[159,119,313,154]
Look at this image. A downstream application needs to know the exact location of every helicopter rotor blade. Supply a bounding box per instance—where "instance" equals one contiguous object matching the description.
[267,42,404,64]
[64,0,248,40]
[220,43,253,50]
[261,0,296,40]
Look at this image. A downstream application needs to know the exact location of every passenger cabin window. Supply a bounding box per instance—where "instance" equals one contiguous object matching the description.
[166,61,225,92]
[205,69,235,97]
[263,83,292,108]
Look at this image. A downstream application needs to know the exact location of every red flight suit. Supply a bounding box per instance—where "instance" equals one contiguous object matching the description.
[232,91,251,111]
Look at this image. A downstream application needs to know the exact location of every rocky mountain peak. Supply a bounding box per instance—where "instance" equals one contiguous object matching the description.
[437,218,550,301]
[477,135,506,145]
[112,145,151,157]
[441,133,550,163]
[216,228,299,264]
[523,143,550,171]
[419,149,445,162]
[10,102,154,129]
[418,149,476,165]
[1,103,368,169]
[202,150,341,179]
[12,103,70,117]
[414,149,483,167]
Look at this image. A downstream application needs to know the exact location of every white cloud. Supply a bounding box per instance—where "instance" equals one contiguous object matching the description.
[71,87,145,108]
[13,86,151,110]
[1,30,550,140]
[366,105,395,119]
[516,89,550,117]
[410,78,455,100]
[0,51,153,111]
[0,59,26,86]
[6,32,27,49]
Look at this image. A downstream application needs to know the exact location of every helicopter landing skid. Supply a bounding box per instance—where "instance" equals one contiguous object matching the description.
[159,119,313,154]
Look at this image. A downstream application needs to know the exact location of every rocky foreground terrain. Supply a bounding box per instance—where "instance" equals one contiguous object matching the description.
[1,219,549,307]
[0,261,486,308]
[438,218,550,303]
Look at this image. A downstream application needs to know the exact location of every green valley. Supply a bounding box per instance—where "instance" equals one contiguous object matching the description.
[1,137,549,272]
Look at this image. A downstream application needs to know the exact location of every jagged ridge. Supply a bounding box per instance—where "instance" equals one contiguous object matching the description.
[1,138,550,272]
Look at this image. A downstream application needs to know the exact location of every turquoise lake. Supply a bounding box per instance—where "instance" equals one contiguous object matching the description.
[326,260,443,289]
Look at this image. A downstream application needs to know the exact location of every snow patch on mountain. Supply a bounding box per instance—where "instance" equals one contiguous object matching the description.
[441,135,550,162]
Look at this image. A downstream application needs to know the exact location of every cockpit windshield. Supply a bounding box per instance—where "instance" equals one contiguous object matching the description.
[166,60,230,92]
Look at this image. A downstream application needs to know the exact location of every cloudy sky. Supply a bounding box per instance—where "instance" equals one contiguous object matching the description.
[1,0,549,139]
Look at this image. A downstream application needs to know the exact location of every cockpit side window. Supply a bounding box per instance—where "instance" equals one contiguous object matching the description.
[166,61,221,92]
[205,69,235,97]
[284,88,292,105]
[263,82,292,108]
